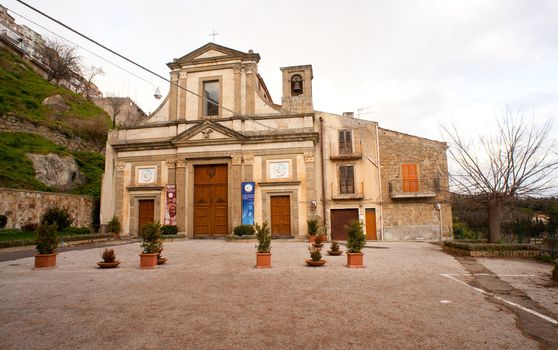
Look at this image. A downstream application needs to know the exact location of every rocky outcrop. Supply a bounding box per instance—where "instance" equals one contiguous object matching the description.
[0,114,104,152]
[42,95,69,112]
[26,153,85,191]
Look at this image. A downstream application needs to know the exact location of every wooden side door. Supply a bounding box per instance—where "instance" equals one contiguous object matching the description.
[194,164,228,236]
[365,208,377,240]
[270,195,291,236]
[138,199,154,235]
[330,209,359,241]
[402,163,418,192]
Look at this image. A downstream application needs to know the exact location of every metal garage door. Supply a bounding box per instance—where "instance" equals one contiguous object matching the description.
[330,209,359,241]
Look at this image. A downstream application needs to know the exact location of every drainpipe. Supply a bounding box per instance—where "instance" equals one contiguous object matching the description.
[375,124,384,241]
[319,117,327,239]
[435,202,442,240]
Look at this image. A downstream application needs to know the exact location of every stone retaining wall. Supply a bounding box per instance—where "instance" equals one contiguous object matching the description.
[0,188,94,229]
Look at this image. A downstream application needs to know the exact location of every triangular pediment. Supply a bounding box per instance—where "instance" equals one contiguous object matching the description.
[171,120,246,145]
[168,43,260,67]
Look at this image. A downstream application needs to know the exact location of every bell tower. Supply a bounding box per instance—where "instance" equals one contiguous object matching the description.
[280,65,313,113]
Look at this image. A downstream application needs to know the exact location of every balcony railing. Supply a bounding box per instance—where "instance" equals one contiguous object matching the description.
[329,142,363,160]
[331,182,364,200]
[388,177,440,199]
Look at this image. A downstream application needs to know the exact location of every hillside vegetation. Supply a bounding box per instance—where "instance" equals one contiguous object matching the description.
[0,132,104,197]
[0,49,111,144]
[0,49,109,198]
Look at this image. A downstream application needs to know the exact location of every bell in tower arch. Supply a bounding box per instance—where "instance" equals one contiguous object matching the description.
[291,74,303,96]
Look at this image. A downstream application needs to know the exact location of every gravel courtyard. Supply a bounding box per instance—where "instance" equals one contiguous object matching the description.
[0,240,556,349]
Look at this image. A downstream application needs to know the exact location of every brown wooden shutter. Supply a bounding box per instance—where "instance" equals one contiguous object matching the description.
[339,165,355,194]
[339,130,353,155]
[402,163,418,192]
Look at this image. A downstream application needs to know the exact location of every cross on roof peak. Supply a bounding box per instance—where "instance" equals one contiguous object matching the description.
[209,29,219,43]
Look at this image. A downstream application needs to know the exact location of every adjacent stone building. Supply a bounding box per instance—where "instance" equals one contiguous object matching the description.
[100,43,451,240]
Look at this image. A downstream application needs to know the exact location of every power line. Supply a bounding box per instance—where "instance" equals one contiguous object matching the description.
[15,0,276,130]
[9,9,156,88]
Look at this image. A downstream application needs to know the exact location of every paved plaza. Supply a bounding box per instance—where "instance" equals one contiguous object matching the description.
[0,240,556,349]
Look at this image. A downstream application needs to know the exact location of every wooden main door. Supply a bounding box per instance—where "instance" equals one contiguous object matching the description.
[270,195,291,236]
[194,164,228,236]
[330,209,359,241]
[365,208,378,240]
[138,199,154,235]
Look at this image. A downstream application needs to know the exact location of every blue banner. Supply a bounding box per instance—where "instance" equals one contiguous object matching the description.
[241,182,255,225]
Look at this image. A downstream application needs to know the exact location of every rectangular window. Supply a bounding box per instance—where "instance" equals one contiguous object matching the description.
[402,163,418,192]
[203,80,219,116]
[339,165,354,194]
[338,130,353,155]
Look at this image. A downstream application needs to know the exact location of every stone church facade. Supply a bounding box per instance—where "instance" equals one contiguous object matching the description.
[100,43,451,240]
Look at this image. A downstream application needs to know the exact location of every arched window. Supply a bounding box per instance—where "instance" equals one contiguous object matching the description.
[291,74,303,96]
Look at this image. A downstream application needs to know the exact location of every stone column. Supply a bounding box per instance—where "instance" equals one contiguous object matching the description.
[233,65,241,114]
[175,159,187,233]
[178,72,187,120]
[114,161,126,235]
[245,64,256,115]
[231,154,243,229]
[169,71,179,121]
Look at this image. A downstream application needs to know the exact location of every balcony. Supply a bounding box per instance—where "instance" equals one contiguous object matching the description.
[388,178,440,199]
[329,142,363,160]
[331,182,364,200]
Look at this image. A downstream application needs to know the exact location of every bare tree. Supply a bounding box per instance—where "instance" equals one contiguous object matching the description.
[107,95,125,127]
[442,110,558,242]
[79,65,104,100]
[38,39,81,83]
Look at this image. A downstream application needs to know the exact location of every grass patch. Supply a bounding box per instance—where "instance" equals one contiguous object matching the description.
[0,132,105,197]
[71,151,105,198]
[0,227,93,241]
[0,49,111,142]
[0,132,67,191]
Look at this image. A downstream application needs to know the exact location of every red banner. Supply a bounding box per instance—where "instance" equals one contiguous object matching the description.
[165,184,176,225]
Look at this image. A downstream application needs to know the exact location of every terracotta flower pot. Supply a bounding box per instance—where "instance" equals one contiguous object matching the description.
[305,259,326,267]
[97,261,121,268]
[256,252,271,268]
[327,250,343,256]
[308,235,317,243]
[312,242,324,248]
[34,253,57,268]
[157,257,168,265]
[346,252,365,268]
[139,253,158,269]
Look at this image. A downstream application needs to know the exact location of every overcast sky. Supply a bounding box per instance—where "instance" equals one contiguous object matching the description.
[4,0,558,142]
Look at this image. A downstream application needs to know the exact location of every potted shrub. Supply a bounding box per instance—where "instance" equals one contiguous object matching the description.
[157,246,167,265]
[35,223,59,268]
[140,222,162,269]
[255,221,271,268]
[306,245,326,266]
[107,216,121,240]
[327,240,343,256]
[312,233,324,248]
[307,218,319,243]
[97,248,120,268]
[345,219,366,268]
